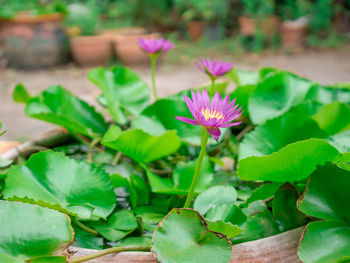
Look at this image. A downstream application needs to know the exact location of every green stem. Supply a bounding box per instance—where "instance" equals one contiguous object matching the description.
[69,246,150,263]
[87,138,101,164]
[210,77,216,97]
[72,218,99,236]
[150,56,159,100]
[111,151,122,165]
[184,127,209,208]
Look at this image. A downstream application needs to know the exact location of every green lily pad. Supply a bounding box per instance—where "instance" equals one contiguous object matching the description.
[0,201,73,263]
[298,221,350,263]
[238,139,341,182]
[232,201,280,244]
[88,67,150,125]
[206,220,242,239]
[193,185,237,215]
[312,102,350,136]
[102,126,181,163]
[21,85,108,138]
[3,151,116,220]
[297,164,350,263]
[151,208,232,263]
[227,68,260,86]
[13,83,31,103]
[305,83,350,105]
[132,98,202,145]
[238,104,326,160]
[86,209,138,242]
[245,183,282,205]
[248,71,314,124]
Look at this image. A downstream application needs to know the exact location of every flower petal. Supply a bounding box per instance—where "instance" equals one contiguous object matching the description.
[175,116,200,125]
[206,127,221,141]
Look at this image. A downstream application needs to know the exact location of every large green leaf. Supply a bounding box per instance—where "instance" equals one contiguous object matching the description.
[327,129,350,153]
[272,184,305,232]
[86,209,138,242]
[297,164,350,263]
[232,201,280,244]
[312,102,350,136]
[298,221,350,263]
[248,72,314,124]
[238,139,341,182]
[142,155,213,194]
[305,83,350,105]
[193,185,237,215]
[230,85,256,117]
[23,85,108,138]
[3,151,116,220]
[245,183,282,205]
[132,98,202,145]
[239,104,326,160]
[88,67,150,125]
[0,201,73,263]
[227,68,260,86]
[151,208,232,263]
[102,126,181,163]
[298,164,350,222]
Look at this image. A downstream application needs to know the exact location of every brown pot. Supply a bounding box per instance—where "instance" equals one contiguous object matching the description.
[0,12,67,69]
[238,16,280,37]
[112,28,159,65]
[281,22,307,48]
[70,35,111,67]
[187,21,205,41]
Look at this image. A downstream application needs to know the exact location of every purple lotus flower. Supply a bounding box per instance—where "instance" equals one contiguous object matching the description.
[138,38,174,54]
[176,89,242,141]
[195,58,234,78]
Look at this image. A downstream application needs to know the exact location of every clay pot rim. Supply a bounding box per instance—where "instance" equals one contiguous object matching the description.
[101,27,148,36]
[70,35,111,45]
[1,12,63,24]
[239,15,279,21]
[112,32,160,43]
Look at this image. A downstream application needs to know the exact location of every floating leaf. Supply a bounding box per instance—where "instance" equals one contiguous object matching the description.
[22,85,108,138]
[272,184,305,232]
[72,226,104,250]
[0,201,73,263]
[305,83,350,105]
[297,164,350,263]
[88,67,150,124]
[3,151,116,220]
[132,98,202,145]
[327,129,350,153]
[298,221,350,263]
[193,185,237,215]
[102,126,181,163]
[151,208,232,263]
[233,201,280,244]
[13,83,31,103]
[239,104,326,160]
[227,68,259,86]
[205,203,247,227]
[248,72,314,124]
[245,183,282,205]
[312,102,350,136]
[238,139,341,182]
[206,220,242,239]
[86,210,138,242]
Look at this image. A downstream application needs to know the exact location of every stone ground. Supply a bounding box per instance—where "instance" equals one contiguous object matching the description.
[1,46,350,141]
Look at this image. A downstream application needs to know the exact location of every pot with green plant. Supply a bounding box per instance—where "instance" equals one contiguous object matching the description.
[174,0,213,41]
[239,0,279,38]
[65,2,111,67]
[280,0,310,48]
[0,0,67,69]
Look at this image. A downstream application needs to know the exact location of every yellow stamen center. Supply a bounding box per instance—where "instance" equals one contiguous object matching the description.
[200,108,224,120]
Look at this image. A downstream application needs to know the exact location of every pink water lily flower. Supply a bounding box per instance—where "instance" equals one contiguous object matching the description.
[138,37,174,54]
[195,58,234,78]
[176,89,242,141]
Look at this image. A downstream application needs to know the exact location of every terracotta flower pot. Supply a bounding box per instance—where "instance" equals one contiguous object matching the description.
[238,16,280,37]
[281,22,307,48]
[0,12,67,69]
[70,35,111,67]
[187,21,205,41]
[111,28,159,65]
